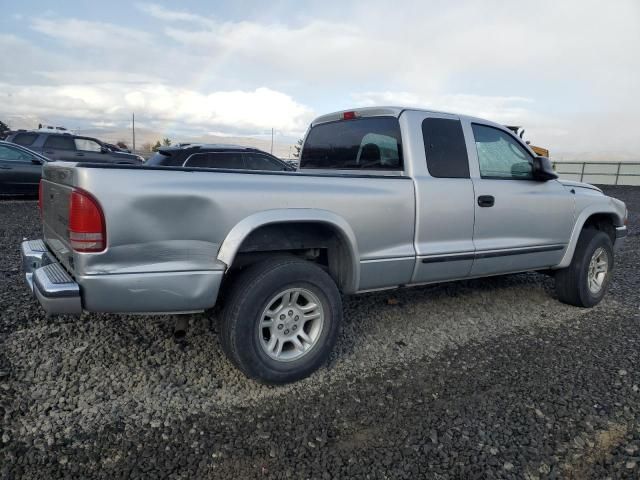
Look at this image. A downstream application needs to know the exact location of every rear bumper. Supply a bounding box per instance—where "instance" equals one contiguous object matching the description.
[21,239,224,315]
[21,239,82,314]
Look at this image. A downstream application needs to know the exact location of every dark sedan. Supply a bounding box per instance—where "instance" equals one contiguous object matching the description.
[0,141,50,195]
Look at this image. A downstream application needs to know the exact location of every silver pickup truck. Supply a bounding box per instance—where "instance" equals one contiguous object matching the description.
[21,107,628,383]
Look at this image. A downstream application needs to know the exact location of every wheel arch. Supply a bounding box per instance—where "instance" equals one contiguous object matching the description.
[217,209,360,293]
[555,206,623,269]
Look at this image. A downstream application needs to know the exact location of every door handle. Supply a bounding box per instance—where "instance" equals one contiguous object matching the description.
[0,166,10,170]
[478,195,495,207]
[76,153,85,157]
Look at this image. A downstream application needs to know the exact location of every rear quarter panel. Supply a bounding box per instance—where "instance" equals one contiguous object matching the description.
[67,166,416,292]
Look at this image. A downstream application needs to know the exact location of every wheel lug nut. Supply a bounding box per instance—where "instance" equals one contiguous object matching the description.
[280,314,285,320]
[284,329,290,335]
[288,310,294,316]
[277,324,284,330]
[294,315,299,320]
[292,325,297,330]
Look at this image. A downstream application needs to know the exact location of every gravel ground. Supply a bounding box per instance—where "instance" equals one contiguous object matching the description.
[0,186,638,479]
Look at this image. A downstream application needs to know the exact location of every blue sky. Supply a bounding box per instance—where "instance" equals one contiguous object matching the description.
[1,0,639,158]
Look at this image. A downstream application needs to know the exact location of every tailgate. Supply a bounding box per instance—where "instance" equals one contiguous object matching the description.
[41,172,76,274]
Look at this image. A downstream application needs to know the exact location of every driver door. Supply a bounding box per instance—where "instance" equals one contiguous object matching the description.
[468,122,574,276]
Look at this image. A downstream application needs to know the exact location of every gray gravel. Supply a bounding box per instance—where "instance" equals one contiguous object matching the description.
[1,186,638,479]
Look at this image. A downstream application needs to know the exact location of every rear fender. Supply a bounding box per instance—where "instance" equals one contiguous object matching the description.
[217,209,360,293]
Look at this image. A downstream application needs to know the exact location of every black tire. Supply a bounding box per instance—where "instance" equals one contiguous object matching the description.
[555,229,613,307]
[220,257,342,384]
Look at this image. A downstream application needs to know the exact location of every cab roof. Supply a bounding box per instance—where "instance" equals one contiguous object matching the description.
[310,106,506,131]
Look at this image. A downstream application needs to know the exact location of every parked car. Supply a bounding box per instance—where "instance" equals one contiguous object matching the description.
[145,144,294,171]
[0,141,50,195]
[6,130,143,164]
[21,107,628,384]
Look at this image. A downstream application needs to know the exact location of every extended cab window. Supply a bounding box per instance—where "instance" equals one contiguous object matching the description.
[422,118,469,178]
[300,117,402,170]
[472,124,533,180]
[44,135,76,151]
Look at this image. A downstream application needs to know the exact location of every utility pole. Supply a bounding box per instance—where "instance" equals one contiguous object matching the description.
[132,112,136,153]
[270,128,274,154]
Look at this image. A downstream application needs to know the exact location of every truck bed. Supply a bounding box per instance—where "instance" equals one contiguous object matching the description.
[39,161,416,312]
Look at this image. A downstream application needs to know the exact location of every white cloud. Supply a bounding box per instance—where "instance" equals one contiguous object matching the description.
[163,20,386,83]
[31,18,151,49]
[136,3,216,27]
[0,82,313,135]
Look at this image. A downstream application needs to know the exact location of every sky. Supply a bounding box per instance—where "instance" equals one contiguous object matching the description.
[0,0,638,159]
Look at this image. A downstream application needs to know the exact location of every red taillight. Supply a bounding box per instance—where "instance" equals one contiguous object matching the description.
[68,189,106,252]
[38,180,43,214]
[342,111,357,120]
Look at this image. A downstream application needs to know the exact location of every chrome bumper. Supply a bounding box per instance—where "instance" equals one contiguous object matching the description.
[21,239,82,315]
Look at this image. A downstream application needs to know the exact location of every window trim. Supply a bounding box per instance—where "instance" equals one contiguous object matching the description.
[471,123,536,181]
[300,116,404,171]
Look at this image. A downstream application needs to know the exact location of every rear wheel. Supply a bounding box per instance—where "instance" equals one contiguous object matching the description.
[555,229,613,307]
[220,257,342,384]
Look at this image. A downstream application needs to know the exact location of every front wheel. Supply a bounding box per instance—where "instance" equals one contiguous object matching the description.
[220,257,342,384]
[555,229,613,307]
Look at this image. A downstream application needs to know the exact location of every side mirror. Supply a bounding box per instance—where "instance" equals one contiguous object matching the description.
[532,156,558,181]
[30,157,43,165]
[100,146,110,153]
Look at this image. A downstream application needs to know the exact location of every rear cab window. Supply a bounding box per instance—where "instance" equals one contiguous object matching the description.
[300,116,403,170]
